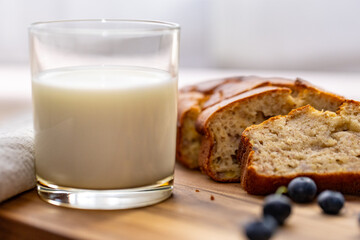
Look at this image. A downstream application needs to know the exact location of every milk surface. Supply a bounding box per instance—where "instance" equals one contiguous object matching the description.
[32,66,177,189]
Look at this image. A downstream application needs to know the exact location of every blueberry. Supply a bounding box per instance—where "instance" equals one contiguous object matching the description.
[288,177,317,203]
[244,216,277,240]
[263,194,292,225]
[317,190,345,215]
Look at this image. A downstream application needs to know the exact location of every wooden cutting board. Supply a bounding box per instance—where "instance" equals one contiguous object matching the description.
[0,163,360,240]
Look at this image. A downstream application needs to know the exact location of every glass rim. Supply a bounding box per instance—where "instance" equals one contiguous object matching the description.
[29,19,180,35]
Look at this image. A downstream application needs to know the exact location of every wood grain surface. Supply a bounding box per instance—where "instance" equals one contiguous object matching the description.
[1,163,360,240]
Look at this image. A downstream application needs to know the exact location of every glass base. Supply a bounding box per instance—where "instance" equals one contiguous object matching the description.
[36,176,173,210]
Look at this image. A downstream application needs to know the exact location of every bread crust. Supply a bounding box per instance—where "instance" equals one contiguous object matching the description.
[200,77,294,109]
[240,102,360,195]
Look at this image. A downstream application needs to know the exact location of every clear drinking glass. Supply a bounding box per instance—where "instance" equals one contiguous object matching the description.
[29,19,180,209]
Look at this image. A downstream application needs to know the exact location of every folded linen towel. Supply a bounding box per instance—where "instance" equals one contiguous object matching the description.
[0,114,35,203]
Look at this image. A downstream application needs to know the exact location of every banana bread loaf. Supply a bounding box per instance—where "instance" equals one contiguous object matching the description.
[196,80,344,182]
[239,101,360,195]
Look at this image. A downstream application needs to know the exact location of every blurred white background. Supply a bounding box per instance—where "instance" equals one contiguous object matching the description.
[1,0,360,71]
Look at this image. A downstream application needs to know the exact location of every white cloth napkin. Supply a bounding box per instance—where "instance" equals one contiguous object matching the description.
[0,114,35,202]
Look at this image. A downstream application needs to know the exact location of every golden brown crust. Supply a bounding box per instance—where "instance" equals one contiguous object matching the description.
[243,165,360,195]
[201,77,272,108]
[201,77,324,110]
[202,76,297,109]
[240,102,360,195]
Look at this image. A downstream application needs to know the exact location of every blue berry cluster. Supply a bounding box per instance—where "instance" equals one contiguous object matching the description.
[244,177,347,240]
[287,177,345,215]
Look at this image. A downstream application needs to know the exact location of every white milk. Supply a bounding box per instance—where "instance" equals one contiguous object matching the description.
[32,66,177,189]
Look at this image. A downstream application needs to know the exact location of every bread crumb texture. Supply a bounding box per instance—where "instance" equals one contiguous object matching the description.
[245,101,360,176]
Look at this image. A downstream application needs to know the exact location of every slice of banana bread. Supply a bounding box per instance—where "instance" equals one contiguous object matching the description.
[196,81,344,182]
[177,76,297,169]
[240,101,360,195]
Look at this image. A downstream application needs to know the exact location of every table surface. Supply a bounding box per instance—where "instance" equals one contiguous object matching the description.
[1,65,360,240]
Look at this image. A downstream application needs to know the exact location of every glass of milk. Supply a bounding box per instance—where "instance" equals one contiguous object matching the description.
[29,20,180,209]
